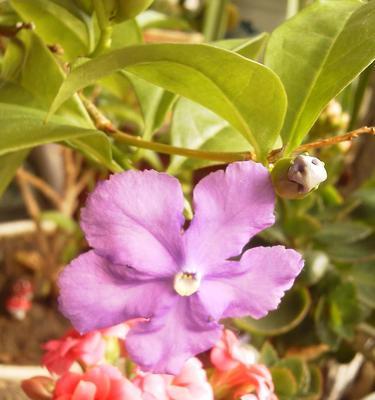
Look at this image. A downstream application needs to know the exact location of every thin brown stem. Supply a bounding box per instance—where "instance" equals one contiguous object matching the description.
[80,95,375,165]
[17,168,63,209]
[81,94,254,163]
[16,174,41,220]
[294,126,375,154]
[111,130,254,163]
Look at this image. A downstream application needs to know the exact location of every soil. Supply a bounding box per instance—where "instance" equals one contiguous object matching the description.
[0,381,26,400]
[0,229,70,399]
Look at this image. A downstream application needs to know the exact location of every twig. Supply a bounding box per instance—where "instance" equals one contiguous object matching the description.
[80,95,375,165]
[16,168,63,209]
[81,94,255,163]
[16,173,54,273]
[0,22,34,38]
[16,173,41,220]
[294,126,375,153]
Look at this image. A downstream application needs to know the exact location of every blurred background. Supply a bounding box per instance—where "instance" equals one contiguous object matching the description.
[0,0,374,399]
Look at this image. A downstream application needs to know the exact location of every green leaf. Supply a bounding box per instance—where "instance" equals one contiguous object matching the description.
[271,367,298,397]
[328,282,361,339]
[49,43,287,160]
[0,150,28,197]
[275,358,310,393]
[111,19,143,50]
[0,32,118,170]
[10,0,89,60]
[234,287,311,336]
[314,221,373,245]
[168,37,269,172]
[324,237,375,263]
[0,103,115,169]
[136,10,190,31]
[14,31,89,122]
[314,297,340,347]
[126,73,176,139]
[168,97,249,173]
[259,341,279,367]
[305,366,323,400]
[349,263,375,308]
[214,33,269,59]
[265,0,375,153]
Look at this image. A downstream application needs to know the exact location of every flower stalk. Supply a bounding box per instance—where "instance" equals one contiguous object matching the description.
[81,95,375,165]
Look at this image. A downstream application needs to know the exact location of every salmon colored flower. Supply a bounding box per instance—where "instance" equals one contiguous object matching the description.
[43,324,128,375]
[210,331,277,400]
[53,365,138,400]
[211,330,257,372]
[59,162,304,373]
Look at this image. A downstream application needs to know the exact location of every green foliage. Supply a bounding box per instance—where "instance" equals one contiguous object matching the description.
[0,151,28,197]
[234,287,311,336]
[48,43,287,160]
[102,0,155,23]
[266,0,375,153]
[168,97,249,173]
[0,103,116,170]
[10,0,90,60]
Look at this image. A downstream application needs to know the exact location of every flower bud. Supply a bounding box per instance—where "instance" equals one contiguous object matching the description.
[21,376,54,400]
[271,155,327,199]
[104,0,155,24]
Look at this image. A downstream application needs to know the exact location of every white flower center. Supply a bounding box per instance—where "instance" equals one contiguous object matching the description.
[173,272,201,296]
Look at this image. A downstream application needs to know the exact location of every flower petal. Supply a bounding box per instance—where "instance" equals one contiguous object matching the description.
[81,170,185,276]
[185,162,275,274]
[58,251,176,333]
[126,297,222,374]
[198,246,304,320]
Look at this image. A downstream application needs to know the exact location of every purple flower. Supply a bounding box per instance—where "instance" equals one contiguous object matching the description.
[58,161,304,374]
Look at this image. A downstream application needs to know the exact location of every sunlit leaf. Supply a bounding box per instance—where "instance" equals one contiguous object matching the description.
[0,150,28,197]
[49,43,287,160]
[266,0,375,153]
[10,0,89,60]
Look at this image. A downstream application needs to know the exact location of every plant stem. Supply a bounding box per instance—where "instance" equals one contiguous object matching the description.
[16,168,62,209]
[92,0,112,56]
[203,0,228,41]
[81,95,375,165]
[293,126,375,153]
[111,130,253,163]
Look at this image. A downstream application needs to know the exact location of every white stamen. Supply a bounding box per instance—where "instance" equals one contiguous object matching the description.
[174,272,201,296]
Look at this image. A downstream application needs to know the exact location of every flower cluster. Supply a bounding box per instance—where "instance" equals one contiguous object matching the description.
[22,325,277,400]
[58,161,303,373]
[210,330,277,400]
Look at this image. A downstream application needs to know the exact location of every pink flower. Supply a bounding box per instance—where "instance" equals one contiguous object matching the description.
[211,364,277,400]
[53,365,138,400]
[21,376,54,400]
[59,162,303,373]
[133,358,213,400]
[211,330,256,372]
[210,331,277,400]
[43,324,128,375]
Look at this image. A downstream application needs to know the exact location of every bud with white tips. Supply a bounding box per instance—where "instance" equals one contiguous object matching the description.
[271,155,328,199]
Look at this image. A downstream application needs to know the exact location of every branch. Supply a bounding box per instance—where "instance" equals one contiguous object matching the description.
[81,95,375,166]
[80,95,254,163]
[294,126,375,153]
[17,168,63,209]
